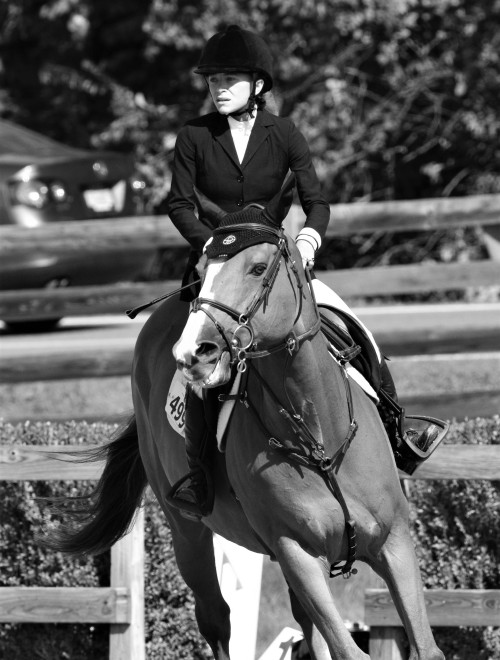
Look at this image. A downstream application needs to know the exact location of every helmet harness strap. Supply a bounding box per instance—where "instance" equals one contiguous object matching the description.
[229,73,259,119]
[205,73,260,120]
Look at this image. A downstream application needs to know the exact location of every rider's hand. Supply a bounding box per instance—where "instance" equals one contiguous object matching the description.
[296,228,321,271]
[296,237,316,270]
[196,253,208,278]
[195,237,212,278]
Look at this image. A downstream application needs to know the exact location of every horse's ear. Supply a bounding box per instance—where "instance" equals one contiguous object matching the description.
[193,186,228,229]
[262,172,296,225]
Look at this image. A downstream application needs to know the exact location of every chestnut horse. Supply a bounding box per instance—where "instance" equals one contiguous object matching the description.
[46,190,444,660]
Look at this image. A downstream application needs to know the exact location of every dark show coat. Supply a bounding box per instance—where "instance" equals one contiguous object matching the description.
[166,109,330,253]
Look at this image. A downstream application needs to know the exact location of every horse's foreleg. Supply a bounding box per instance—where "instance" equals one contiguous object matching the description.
[276,538,369,660]
[288,586,331,660]
[169,518,231,660]
[369,524,445,660]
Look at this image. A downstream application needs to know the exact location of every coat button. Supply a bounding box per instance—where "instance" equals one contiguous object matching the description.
[237,200,243,206]
[237,175,244,183]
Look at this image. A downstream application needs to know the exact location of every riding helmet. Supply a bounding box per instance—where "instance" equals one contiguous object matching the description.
[194,25,273,92]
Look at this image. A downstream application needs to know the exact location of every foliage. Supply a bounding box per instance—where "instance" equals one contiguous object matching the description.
[1,0,499,211]
[1,417,499,657]
[409,415,500,659]
[0,420,211,660]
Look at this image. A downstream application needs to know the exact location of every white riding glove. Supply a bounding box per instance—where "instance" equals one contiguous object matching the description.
[296,238,315,270]
[295,228,321,270]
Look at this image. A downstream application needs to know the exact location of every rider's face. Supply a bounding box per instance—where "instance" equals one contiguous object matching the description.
[207,72,263,115]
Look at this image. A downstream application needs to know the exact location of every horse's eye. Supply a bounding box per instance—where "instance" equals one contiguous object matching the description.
[250,263,267,277]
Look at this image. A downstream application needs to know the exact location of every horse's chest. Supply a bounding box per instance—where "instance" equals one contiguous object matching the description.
[224,422,325,506]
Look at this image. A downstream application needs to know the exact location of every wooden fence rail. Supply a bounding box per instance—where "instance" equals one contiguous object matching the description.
[1,260,499,322]
[1,306,499,380]
[1,193,499,323]
[2,193,500,256]
[0,446,145,660]
[365,444,500,660]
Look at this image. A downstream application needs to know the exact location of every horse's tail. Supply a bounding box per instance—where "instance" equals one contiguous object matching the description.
[41,415,147,556]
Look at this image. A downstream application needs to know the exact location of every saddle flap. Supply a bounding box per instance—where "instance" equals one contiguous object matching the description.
[319,307,382,393]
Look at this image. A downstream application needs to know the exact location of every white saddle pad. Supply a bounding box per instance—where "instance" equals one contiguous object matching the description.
[312,278,381,361]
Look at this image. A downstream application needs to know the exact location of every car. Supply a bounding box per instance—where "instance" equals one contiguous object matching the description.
[0,119,155,331]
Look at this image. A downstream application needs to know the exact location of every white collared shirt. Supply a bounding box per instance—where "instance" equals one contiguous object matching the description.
[227,115,256,163]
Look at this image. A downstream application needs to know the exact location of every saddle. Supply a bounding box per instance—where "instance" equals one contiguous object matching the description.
[318,307,448,475]
[319,306,381,392]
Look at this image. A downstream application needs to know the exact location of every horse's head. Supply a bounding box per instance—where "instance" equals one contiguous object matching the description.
[173,175,318,387]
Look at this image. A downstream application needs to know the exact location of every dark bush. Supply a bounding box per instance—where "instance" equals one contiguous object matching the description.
[0,420,211,660]
[1,417,499,658]
[409,416,500,659]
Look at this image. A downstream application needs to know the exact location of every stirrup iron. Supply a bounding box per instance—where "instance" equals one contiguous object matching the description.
[398,414,449,475]
[378,389,449,475]
[166,467,214,519]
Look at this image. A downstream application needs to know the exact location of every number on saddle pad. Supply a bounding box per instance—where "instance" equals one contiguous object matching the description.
[166,370,188,437]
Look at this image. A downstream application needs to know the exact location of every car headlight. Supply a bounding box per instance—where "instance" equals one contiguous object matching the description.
[11,179,50,208]
[10,179,69,208]
[49,181,68,203]
[130,177,146,192]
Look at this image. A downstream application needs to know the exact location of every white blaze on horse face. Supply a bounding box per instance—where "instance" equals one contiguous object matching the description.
[173,261,226,373]
[201,259,226,300]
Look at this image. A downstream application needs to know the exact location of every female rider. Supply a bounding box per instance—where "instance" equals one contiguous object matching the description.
[165,25,445,519]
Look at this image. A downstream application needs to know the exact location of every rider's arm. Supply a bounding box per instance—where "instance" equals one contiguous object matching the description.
[166,126,213,253]
[287,120,330,266]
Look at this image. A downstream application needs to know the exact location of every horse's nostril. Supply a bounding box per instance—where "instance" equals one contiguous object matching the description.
[176,357,197,369]
[195,342,218,358]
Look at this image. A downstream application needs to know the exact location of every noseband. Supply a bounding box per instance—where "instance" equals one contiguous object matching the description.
[190,224,322,372]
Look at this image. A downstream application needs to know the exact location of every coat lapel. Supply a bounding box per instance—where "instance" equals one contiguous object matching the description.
[241,111,273,169]
[211,114,241,171]
[210,110,274,171]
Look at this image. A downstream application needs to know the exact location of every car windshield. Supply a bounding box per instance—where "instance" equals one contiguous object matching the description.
[0,120,87,159]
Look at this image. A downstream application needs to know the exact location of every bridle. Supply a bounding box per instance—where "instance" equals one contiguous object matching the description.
[190,223,322,372]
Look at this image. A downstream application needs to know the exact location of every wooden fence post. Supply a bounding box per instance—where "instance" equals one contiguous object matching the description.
[109,508,145,660]
[369,627,406,660]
